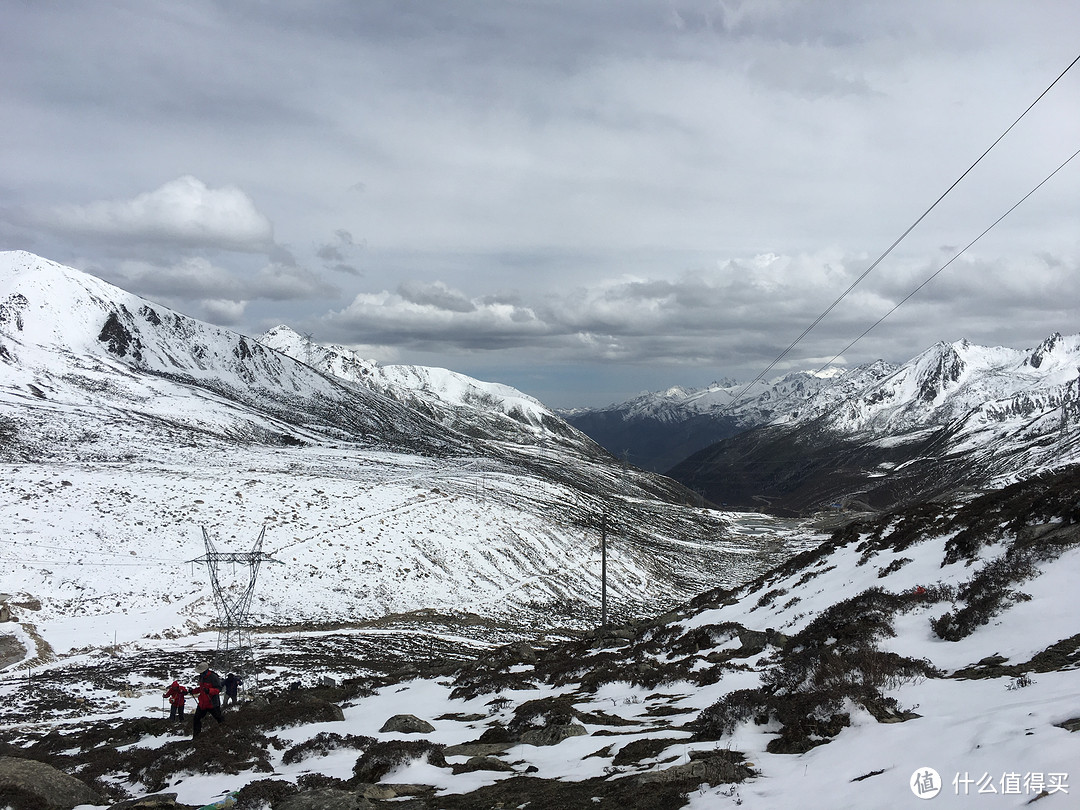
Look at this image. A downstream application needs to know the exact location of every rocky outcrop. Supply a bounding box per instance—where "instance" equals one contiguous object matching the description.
[0,756,102,810]
[379,714,435,734]
[519,722,587,746]
[107,793,196,809]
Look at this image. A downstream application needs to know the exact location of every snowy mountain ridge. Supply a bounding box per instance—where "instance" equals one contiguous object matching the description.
[566,333,1080,508]
[0,250,460,455]
[259,324,586,450]
[818,334,1080,437]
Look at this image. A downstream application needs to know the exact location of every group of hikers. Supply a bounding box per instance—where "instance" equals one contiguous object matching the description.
[163,662,242,737]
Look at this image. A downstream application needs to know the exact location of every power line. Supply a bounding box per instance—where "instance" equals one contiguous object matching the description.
[0,537,188,563]
[3,558,178,567]
[816,145,1080,372]
[732,50,1080,405]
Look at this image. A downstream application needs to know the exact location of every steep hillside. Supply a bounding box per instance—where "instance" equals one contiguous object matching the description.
[260,325,596,453]
[0,251,460,457]
[0,251,800,653]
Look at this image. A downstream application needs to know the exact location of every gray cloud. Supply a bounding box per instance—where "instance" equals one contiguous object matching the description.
[323,247,1079,376]
[256,263,339,302]
[3,0,1078,405]
[317,244,344,263]
[316,230,363,275]
[397,280,477,313]
[92,255,338,327]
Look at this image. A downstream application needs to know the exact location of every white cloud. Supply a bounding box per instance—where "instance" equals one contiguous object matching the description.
[201,298,248,325]
[41,176,274,252]
[326,286,548,349]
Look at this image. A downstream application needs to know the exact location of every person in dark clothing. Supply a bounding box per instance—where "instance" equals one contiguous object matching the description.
[189,661,225,737]
[164,678,186,720]
[223,672,242,707]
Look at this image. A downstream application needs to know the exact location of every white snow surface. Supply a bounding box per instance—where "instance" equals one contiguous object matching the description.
[6,483,1074,810]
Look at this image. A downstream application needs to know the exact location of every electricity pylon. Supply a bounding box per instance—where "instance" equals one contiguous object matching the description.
[191,525,279,675]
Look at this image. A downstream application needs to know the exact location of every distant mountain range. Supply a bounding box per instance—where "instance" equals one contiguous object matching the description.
[565,335,1080,514]
[559,366,887,473]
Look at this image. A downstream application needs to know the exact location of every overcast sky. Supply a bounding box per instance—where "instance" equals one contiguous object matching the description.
[2,1,1078,407]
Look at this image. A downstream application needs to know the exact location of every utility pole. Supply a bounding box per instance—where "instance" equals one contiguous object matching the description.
[600,511,608,629]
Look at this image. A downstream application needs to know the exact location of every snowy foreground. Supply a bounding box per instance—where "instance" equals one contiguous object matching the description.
[0,437,805,658]
[1,471,1078,809]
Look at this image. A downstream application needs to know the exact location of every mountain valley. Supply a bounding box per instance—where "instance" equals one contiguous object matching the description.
[0,252,1078,810]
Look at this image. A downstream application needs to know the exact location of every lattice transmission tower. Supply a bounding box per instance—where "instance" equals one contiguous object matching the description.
[191,525,280,674]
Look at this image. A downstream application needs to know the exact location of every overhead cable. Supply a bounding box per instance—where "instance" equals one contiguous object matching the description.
[731,51,1080,405]
[816,144,1080,371]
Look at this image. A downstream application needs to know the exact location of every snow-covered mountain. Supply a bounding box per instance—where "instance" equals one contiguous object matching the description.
[260,325,591,452]
[822,335,1080,437]
[0,250,789,652]
[561,365,898,473]
[669,335,1080,513]
[564,335,1080,512]
[0,251,465,458]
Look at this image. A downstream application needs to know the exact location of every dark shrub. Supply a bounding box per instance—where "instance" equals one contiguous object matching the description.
[352,739,447,784]
[282,731,375,765]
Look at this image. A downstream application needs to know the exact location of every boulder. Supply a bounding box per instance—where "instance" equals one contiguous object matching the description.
[442,742,511,757]
[379,714,435,734]
[108,793,195,809]
[461,755,514,773]
[275,788,374,810]
[0,756,102,810]
[637,750,754,785]
[519,722,587,746]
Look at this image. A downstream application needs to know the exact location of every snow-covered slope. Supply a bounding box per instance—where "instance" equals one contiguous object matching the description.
[0,251,461,456]
[260,325,592,452]
[574,335,1080,510]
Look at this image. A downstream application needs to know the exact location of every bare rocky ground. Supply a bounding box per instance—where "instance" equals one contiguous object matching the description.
[0,611,756,810]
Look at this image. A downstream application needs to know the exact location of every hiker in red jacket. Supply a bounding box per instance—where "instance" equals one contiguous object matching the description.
[164,678,186,721]
[188,661,225,737]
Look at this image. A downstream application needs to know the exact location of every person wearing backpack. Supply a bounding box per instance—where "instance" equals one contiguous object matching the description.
[198,663,223,706]
[164,677,186,721]
[223,672,242,707]
[189,661,225,737]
